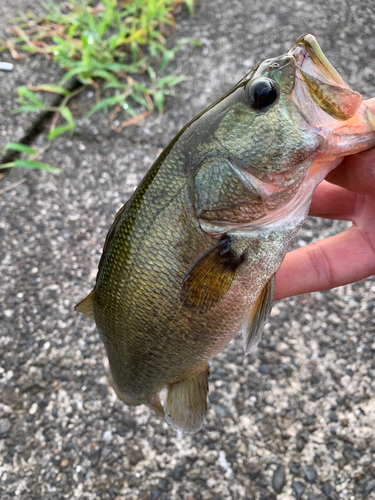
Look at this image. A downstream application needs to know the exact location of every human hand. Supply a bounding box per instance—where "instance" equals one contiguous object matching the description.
[274,98,375,301]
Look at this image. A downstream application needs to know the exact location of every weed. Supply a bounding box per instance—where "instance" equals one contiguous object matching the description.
[1,0,198,171]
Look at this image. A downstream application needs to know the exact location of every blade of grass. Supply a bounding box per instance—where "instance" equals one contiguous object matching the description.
[48,124,75,140]
[84,94,128,119]
[3,142,37,155]
[17,86,44,107]
[29,84,70,95]
[0,159,61,172]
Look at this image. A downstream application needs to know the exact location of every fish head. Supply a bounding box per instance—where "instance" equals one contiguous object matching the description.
[212,34,375,191]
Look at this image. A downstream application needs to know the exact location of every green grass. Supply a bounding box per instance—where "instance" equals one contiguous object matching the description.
[1,0,197,171]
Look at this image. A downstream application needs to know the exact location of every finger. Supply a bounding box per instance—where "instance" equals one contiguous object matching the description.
[326,147,375,195]
[308,180,356,220]
[274,224,375,301]
[364,97,375,110]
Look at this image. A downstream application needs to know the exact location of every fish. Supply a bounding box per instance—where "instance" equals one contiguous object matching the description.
[75,34,375,434]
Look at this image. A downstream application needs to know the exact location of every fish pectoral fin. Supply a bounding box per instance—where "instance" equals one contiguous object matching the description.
[243,275,275,355]
[74,289,95,320]
[180,236,244,314]
[164,364,209,434]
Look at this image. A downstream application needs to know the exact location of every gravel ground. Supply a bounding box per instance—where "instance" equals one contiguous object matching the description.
[1,1,375,499]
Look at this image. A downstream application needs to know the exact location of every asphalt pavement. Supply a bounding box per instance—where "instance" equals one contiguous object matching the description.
[1,1,375,499]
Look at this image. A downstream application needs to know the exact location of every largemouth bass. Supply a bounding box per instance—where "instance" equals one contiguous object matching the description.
[76,35,375,433]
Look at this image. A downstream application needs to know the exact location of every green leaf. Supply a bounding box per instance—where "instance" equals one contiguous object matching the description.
[48,124,75,140]
[3,142,37,155]
[147,66,157,83]
[158,75,186,88]
[191,39,203,46]
[122,100,137,118]
[105,62,132,72]
[60,106,75,126]
[15,159,61,172]
[83,94,126,119]
[132,82,150,93]
[102,81,127,91]
[0,159,61,172]
[90,69,119,83]
[34,84,70,95]
[13,105,43,114]
[183,0,195,15]
[59,66,85,84]
[159,39,190,73]
[130,92,150,109]
[153,90,165,114]
[17,86,44,107]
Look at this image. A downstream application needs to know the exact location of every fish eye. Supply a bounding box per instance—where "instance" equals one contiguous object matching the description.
[247,77,278,110]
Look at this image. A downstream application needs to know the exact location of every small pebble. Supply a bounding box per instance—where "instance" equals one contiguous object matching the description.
[90,449,101,467]
[321,482,338,500]
[296,431,308,452]
[60,459,69,468]
[128,447,145,466]
[289,460,301,476]
[308,494,325,500]
[363,479,375,498]
[0,420,11,434]
[209,391,221,404]
[355,472,362,483]
[0,62,14,71]
[329,411,338,423]
[292,481,305,500]
[29,403,38,415]
[214,404,231,418]
[260,489,275,500]
[150,490,160,500]
[103,430,112,443]
[303,465,317,483]
[272,464,286,494]
[258,364,268,374]
[172,464,185,481]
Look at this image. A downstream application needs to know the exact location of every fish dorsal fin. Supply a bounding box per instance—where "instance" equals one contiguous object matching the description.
[181,237,244,314]
[243,275,275,355]
[164,364,209,434]
[75,289,95,320]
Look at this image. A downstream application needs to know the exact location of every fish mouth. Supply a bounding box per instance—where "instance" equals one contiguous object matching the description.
[288,34,362,122]
[289,34,375,180]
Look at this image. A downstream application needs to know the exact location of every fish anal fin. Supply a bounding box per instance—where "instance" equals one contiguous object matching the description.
[74,289,95,320]
[181,237,243,314]
[165,365,209,434]
[243,275,275,355]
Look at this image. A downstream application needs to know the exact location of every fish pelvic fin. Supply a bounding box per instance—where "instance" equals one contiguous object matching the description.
[147,398,165,419]
[164,364,210,434]
[180,236,244,314]
[243,275,275,355]
[74,289,95,320]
